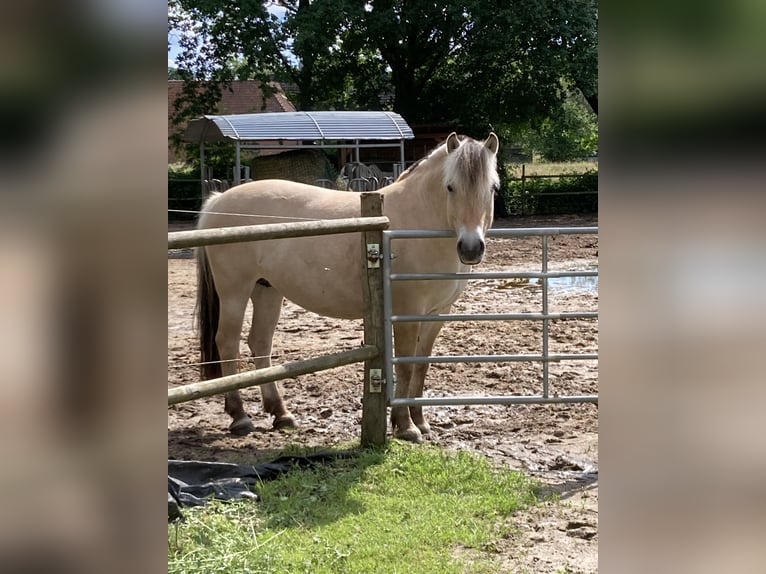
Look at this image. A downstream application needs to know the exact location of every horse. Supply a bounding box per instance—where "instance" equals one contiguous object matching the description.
[196,132,499,443]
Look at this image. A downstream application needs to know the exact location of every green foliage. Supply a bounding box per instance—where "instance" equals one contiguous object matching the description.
[200,142,239,178]
[423,0,598,133]
[503,169,598,216]
[168,0,285,154]
[168,0,597,135]
[519,95,598,162]
[168,442,541,573]
[168,164,203,220]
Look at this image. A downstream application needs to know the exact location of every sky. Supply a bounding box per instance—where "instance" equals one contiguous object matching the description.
[168,3,288,68]
[167,31,182,67]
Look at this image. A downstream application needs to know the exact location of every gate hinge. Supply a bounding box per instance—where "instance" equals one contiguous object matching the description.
[366,243,381,268]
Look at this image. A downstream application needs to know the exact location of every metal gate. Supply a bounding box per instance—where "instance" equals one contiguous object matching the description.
[381,227,598,409]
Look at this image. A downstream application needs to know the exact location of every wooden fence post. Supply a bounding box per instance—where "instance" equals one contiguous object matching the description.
[521,163,526,195]
[360,192,388,447]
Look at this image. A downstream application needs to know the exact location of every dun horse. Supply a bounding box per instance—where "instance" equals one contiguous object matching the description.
[197,132,499,442]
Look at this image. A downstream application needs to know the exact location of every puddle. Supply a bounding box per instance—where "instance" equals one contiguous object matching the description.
[530,275,598,293]
[496,274,598,294]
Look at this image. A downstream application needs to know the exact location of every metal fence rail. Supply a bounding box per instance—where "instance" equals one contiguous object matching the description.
[382,227,598,408]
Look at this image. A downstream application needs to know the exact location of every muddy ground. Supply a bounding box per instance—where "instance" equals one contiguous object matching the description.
[168,214,598,573]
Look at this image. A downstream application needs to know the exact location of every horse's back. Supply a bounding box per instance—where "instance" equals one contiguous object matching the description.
[199,180,366,319]
[200,179,361,227]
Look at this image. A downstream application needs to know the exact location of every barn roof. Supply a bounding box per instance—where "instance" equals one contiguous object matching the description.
[182,111,414,144]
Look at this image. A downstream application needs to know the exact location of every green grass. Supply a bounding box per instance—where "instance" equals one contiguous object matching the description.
[168,442,541,574]
[508,159,598,178]
[502,161,598,216]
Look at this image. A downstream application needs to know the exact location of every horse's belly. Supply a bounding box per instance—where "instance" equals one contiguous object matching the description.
[275,281,364,320]
[256,237,365,319]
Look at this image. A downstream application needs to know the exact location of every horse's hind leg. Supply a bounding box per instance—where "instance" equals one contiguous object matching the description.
[248,281,296,430]
[215,286,256,436]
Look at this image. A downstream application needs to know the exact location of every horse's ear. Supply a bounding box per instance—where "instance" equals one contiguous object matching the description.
[446,132,460,154]
[484,132,499,155]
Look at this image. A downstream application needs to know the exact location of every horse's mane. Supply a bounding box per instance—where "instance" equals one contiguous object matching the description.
[395,136,465,182]
[395,134,493,185]
[395,158,422,182]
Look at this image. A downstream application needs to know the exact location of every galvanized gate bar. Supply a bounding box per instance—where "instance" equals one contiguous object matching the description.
[389,395,598,406]
[488,227,598,237]
[384,227,598,239]
[542,236,550,397]
[382,227,598,408]
[392,353,598,364]
[391,312,598,322]
[390,270,598,281]
[382,231,396,400]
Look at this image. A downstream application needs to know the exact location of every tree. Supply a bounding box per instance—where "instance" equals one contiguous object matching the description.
[351,1,474,121]
[168,0,597,137]
[420,0,597,131]
[168,0,285,154]
[168,0,356,114]
[518,92,598,161]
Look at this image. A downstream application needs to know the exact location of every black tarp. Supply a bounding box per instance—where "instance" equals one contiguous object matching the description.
[168,453,353,522]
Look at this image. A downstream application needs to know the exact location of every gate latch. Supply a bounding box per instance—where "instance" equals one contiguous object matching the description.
[366,243,381,268]
[369,369,383,393]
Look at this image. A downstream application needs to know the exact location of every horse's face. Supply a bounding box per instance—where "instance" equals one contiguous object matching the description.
[443,132,500,265]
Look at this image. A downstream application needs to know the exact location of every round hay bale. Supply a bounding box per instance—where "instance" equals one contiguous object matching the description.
[250,149,343,188]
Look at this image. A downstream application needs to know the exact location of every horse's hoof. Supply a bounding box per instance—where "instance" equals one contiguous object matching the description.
[393,426,423,443]
[273,414,298,430]
[229,417,255,436]
[416,423,431,438]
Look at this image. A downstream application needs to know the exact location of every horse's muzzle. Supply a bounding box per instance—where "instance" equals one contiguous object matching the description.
[457,236,485,265]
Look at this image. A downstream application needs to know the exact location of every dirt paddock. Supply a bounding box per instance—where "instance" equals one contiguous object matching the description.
[168,213,598,573]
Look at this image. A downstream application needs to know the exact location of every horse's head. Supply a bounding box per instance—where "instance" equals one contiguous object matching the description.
[442,132,500,265]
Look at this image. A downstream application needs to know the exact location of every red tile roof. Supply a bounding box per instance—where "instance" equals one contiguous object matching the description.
[168,80,296,163]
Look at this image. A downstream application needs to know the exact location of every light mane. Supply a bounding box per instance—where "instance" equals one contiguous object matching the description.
[394,137,455,182]
[395,135,496,189]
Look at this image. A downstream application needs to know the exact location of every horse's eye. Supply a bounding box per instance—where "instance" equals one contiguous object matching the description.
[447,184,454,193]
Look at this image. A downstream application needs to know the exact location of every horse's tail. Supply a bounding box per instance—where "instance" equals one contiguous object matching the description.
[196,246,222,380]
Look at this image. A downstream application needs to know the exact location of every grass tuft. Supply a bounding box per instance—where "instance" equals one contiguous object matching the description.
[168,442,540,574]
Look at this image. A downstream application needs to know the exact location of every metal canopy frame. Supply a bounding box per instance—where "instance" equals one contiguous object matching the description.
[182,111,415,186]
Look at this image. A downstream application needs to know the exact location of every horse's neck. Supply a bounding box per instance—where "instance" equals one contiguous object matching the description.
[385,165,447,230]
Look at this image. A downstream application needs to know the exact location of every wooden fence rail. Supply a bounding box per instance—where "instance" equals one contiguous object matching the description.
[168,216,390,249]
[168,346,379,406]
[168,196,390,446]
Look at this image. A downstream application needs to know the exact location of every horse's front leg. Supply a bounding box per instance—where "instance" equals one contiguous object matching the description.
[391,323,422,442]
[408,318,447,438]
